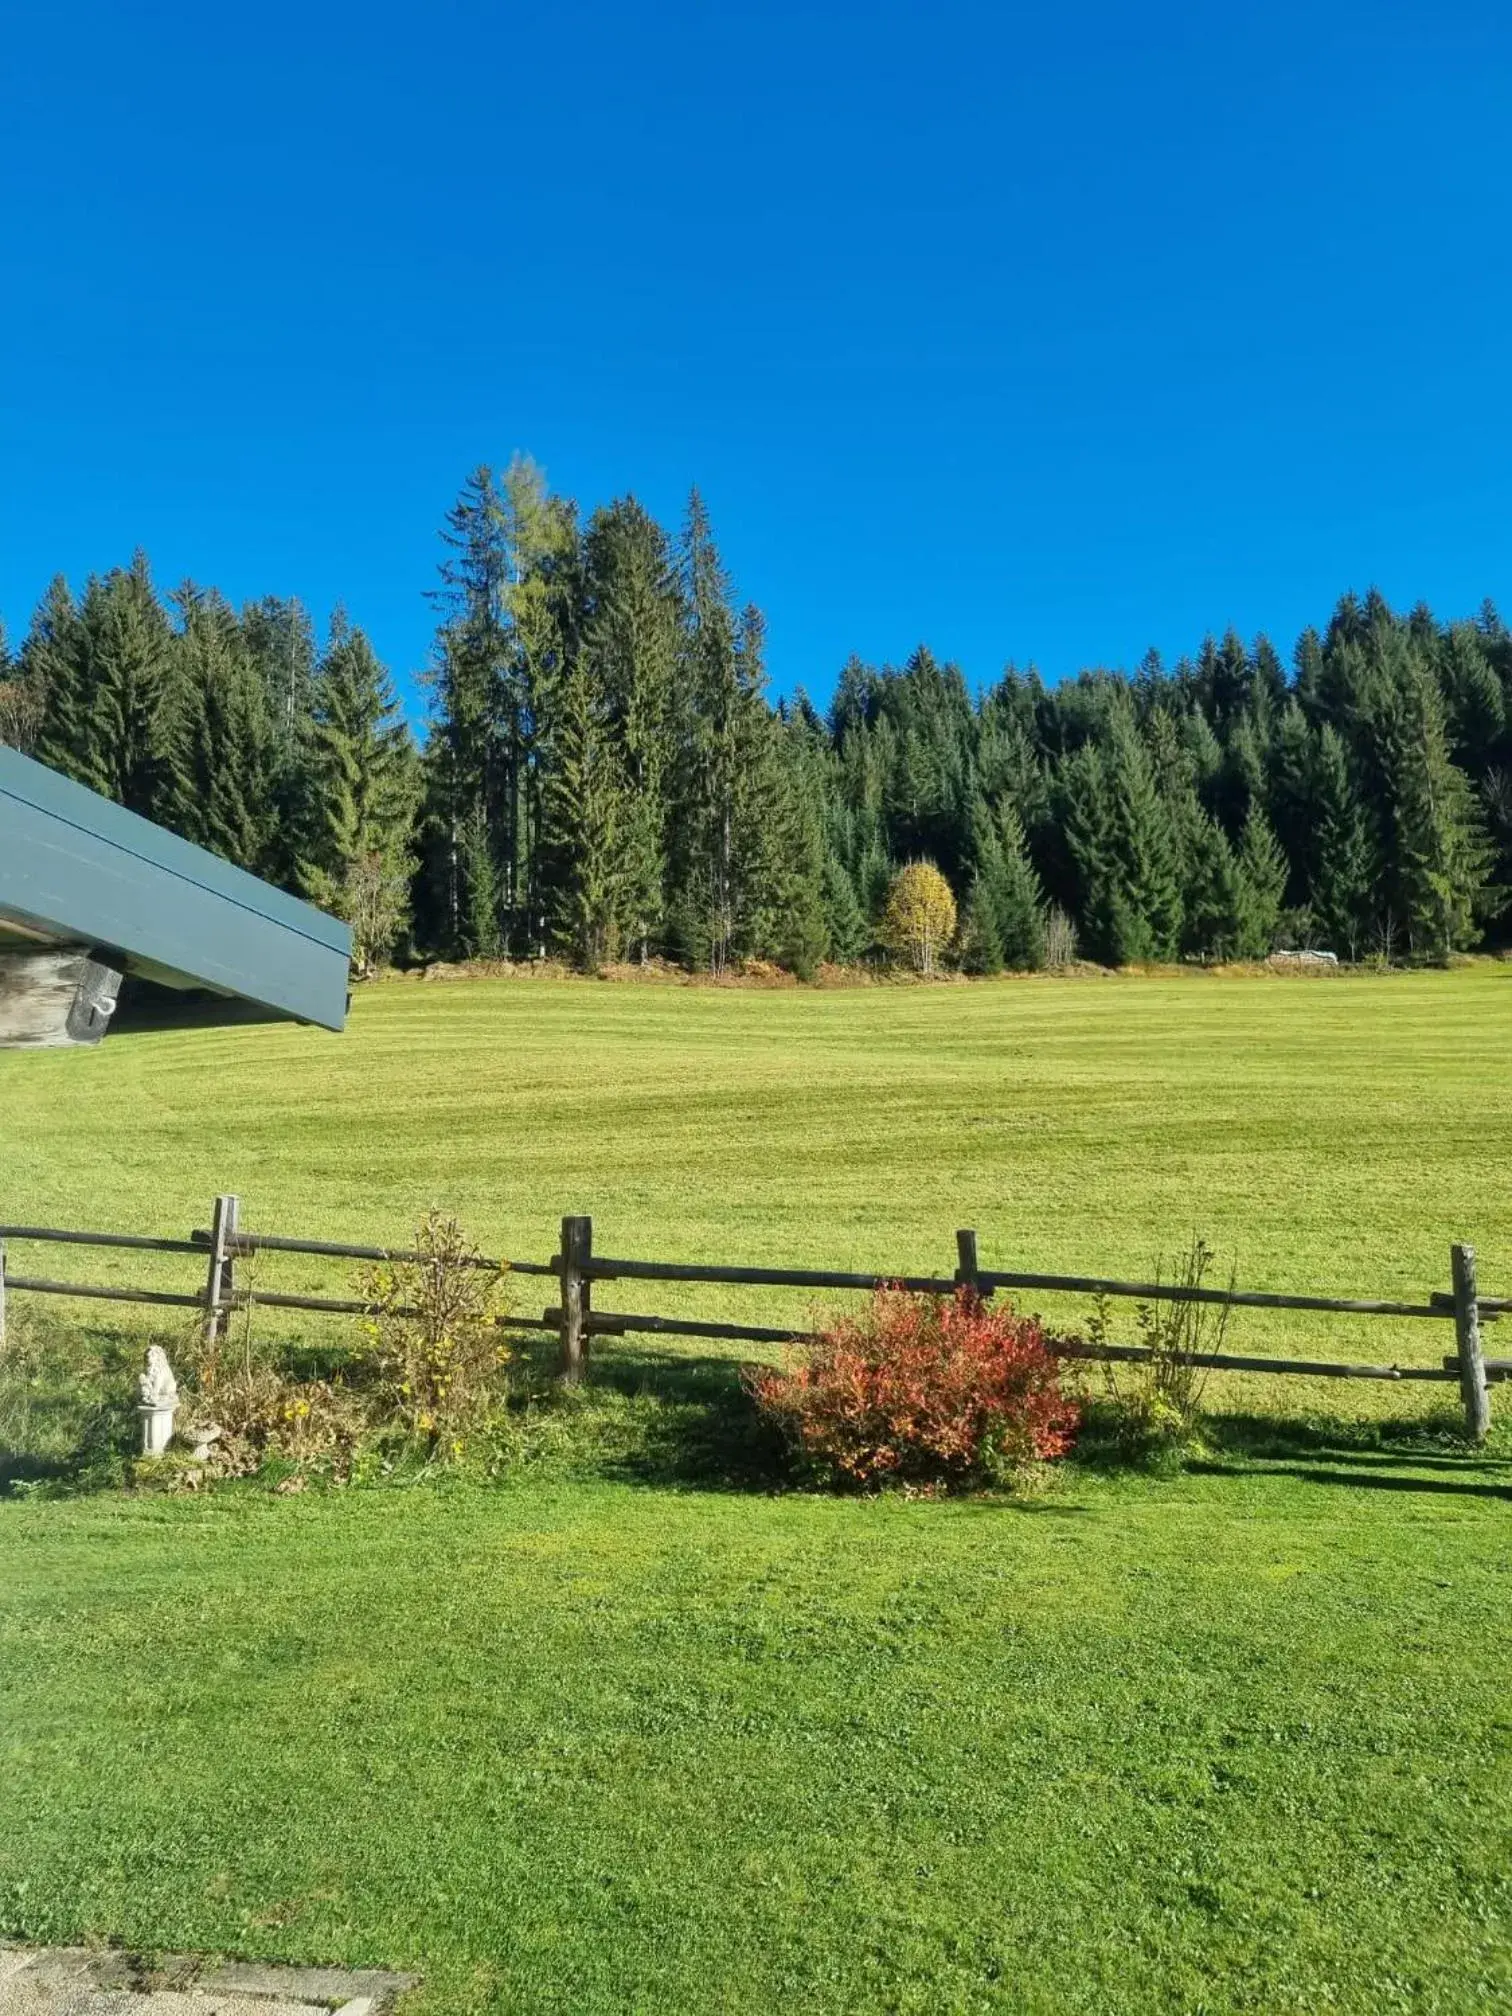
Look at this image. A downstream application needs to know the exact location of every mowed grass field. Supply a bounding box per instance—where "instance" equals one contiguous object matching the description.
[2,967,1512,2013]
[3,963,1511,1369]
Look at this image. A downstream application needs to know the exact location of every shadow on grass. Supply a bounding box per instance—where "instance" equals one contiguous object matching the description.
[1063,1399,1512,1499]
[1179,1409,1512,1501]
[1185,1460,1512,1501]
[569,1343,792,1492]
[1199,1411,1495,1466]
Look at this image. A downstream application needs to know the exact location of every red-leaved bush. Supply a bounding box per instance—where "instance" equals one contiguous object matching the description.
[747,1288,1080,1490]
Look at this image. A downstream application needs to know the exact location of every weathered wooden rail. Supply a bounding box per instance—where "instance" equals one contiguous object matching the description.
[0,1201,1502,1442]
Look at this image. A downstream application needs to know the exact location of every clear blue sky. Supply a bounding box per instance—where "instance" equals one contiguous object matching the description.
[3,1,1510,719]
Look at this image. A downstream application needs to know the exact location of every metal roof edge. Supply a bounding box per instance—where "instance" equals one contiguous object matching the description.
[0,747,352,958]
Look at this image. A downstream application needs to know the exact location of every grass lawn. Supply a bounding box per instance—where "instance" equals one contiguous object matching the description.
[2,966,1512,2010]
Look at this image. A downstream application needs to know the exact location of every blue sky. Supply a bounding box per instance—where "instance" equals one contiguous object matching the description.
[3,1,1510,719]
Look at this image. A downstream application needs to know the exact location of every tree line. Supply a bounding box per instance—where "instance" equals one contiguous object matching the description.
[2,454,1509,974]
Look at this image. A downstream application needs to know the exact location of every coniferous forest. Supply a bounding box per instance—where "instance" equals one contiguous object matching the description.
[3,454,1509,976]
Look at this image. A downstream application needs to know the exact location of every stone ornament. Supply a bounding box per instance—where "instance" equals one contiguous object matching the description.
[137,1345,179,1456]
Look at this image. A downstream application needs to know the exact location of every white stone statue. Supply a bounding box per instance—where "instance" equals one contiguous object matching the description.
[137,1346,179,1456]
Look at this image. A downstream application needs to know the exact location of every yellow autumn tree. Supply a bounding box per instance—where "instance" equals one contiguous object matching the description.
[881,861,957,976]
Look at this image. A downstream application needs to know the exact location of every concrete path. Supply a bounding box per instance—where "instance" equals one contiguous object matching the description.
[0,1948,416,2015]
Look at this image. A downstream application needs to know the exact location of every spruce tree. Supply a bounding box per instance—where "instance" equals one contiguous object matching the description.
[995,803,1046,968]
[1235,806,1288,956]
[77,554,177,817]
[963,796,1044,970]
[1309,725,1373,960]
[578,499,678,960]
[539,625,628,970]
[1265,701,1318,906]
[297,615,417,966]
[961,871,1005,974]
[20,579,87,771]
[421,466,512,956]
[0,621,29,749]
[821,852,869,964]
[501,454,579,956]
[667,494,775,972]
[1180,814,1247,962]
[1436,623,1504,767]
[170,585,272,871]
[1364,639,1489,959]
[243,596,320,886]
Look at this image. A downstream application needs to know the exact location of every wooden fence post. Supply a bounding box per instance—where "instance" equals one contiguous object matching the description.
[558,1215,593,1384]
[955,1228,982,1299]
[1451,1242,1490,1445]
[202,1194,239,1347]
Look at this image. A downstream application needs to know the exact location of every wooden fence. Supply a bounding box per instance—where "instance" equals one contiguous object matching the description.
[0,1198,1505,1443]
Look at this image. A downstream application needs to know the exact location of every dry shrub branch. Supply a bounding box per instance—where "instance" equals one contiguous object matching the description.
[356,1210,512,1458]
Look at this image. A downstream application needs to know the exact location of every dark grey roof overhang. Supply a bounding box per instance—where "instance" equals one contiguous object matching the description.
[0,746,351,1036]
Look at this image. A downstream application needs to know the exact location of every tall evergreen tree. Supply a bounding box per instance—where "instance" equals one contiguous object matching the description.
[821,851,869,964]
[23,576,89,778]
[169,585,272,871]
[1235,806,1288,956]
[1363,640,1489,959]
[539,609,628,970]
[76,554,177,816]
[667,494,775,972]
[420,466,513,956]
[578,499,678,960]
[296,615,417,967]
[0,621,29,750]
[962,796,1044,971]
[1309,725,1374,959]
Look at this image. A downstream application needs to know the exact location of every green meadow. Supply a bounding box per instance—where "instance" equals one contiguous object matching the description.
[2,966,1511,2012]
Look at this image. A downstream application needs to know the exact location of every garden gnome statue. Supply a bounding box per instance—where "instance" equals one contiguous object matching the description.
[137,1345,179,1457]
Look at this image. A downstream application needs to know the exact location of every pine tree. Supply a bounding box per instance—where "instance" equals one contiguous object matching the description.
[995,803,1046,968]
[243,596,320,886]
[296,616,417,967]
[1056,741,1119,961]
[667,494,775,973]
[1436,623,1504,767]
[420,466,512,956]
[1264,701,1317,906]
[242,595,319,768]
[1309,725,1373,960]
[822,852,869,964]
[1234,806,1288,956]
[1365,640,1489,959]
[0,621,29,749]
[961,870,1005,974]
[170,585,272,871]
[764,708,832,978]
[962,796,1044,970]
[501,455,579,956]
[1180,814,1248,961]
[539,627,627,970]
[24,576,89,779]
[578,499,678,960]
[457,804,503,958]
[77,554,178,816]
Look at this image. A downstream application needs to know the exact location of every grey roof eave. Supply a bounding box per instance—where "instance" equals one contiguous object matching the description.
[0,748,351,1031]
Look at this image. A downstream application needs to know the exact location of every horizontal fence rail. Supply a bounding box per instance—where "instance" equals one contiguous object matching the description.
[978,1271,1454,1322]
[0,1200,1501,1442]
[0,1224,208,1256]
[188,1226,557,1277]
